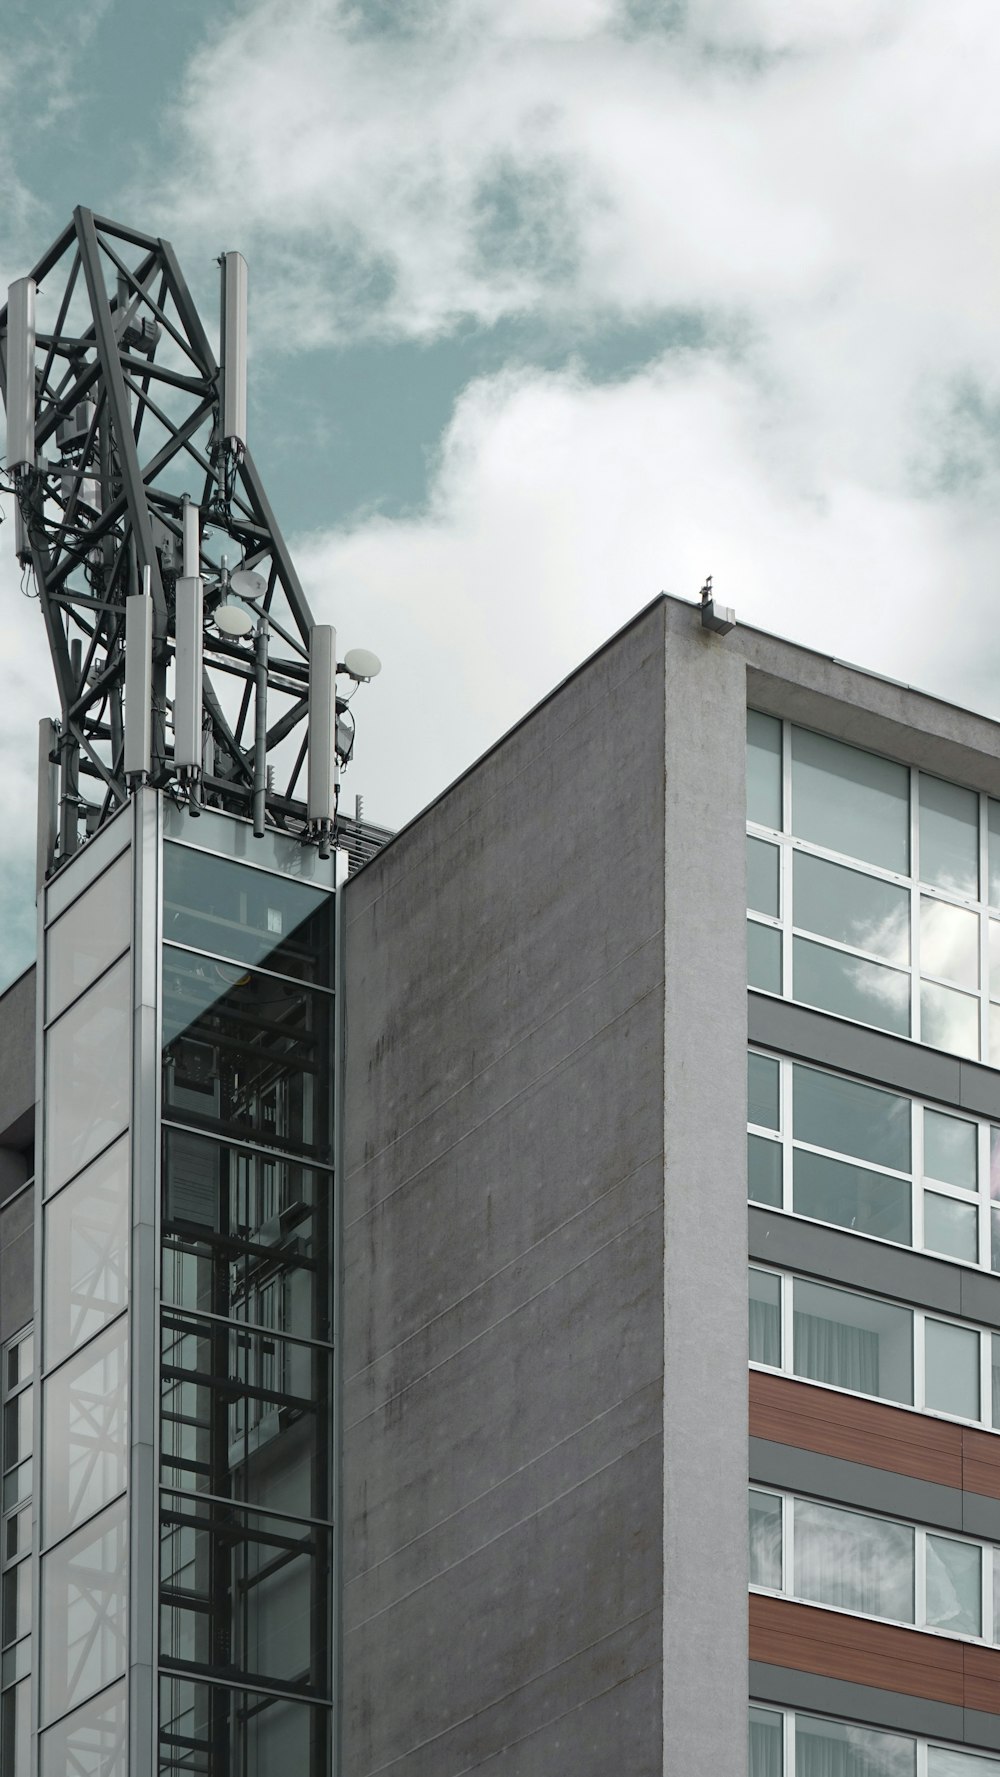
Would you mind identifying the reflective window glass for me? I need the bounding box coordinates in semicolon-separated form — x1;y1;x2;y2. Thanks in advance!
747;712;781;830
44;1136;129;1371
2;1390;32;1469
793;937;909;1037
992;1334;1000;1431
39;1677;127;1777
0;1675;29;1777
748;1053;780;1131
160;1132;332;1345
46;958;130;1197
748;1135;782;1208
43;1315;128;1546
926;1534;981;1637
2;1560;31;1648
159;1492;330;1693
792;1278;912;1404
749;1269;781;1368
163;844;333;987
748;922;781;994
925;1319;980;1421
793;853;909;964
748;837;779;917
748;1706;782;1777
923;1193;978;1264
919;776;979;898
990;801;1000;910
793;1150;910;1245
925;1108;977;1191
749;1489;782;1589
920;982;979;1060
791;727;909;874
796;1715;916;1777
41;1496;127;1723
158;1676;328;1774
920;897;979;989
793;1498;914;1621
794;1066;909;1173
929;1748;1000;1776
161;950;333;1162
46;851;131;1023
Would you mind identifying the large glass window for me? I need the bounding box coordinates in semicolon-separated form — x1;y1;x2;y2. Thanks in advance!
748;715;1000;1060
44;1136;129;1371
163;844;333;988
40;1496;127;1724
42;1315;127;1546
749;1051;1000;1275
748;1707;1000;1777
39;1677;126;1777
46;851;131;1024
752;1267;995;1426
46;957;130;1197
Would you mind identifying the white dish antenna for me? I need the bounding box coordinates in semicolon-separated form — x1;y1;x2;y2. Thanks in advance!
343;647;382;682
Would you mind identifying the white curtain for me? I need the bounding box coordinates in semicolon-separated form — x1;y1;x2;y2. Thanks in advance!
750;1300;781;1367
794;1501;914;1622
749;1715;782;1777
794;1310;879;1395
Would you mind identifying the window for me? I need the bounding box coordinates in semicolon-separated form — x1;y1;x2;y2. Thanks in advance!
750;1704;1000;1776
747;714;1000;1061
751;1266;997;1428
751;1489;988;1641
749;1051;1000;1274
0;1332;32;1777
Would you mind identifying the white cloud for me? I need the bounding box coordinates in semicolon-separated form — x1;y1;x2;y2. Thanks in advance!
297;353;1000;832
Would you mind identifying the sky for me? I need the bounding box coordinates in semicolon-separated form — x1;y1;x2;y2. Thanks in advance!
2;0;1000;985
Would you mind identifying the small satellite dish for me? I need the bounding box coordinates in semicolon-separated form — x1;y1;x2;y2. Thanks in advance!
230;569;267;601
343;647;382;682
215;603;255;638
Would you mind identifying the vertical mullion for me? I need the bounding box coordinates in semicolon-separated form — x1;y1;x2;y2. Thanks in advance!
782;1058;792;1215
913;1097;923;1257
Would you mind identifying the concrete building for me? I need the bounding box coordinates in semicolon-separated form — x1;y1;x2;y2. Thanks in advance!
4;591;1000;1775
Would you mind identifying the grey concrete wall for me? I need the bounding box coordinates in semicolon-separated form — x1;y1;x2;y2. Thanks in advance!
0;965;35;1160
341;603;669;1775
661;601;749;1775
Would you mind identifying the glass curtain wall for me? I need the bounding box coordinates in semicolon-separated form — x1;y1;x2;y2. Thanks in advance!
37;831;132;1777
157;832;336;1776
1;1327;34;1775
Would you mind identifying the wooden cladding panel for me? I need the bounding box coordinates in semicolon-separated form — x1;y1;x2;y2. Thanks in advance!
963;1429;1000;1502
750;1371;965;1488
748;1596;1000;1710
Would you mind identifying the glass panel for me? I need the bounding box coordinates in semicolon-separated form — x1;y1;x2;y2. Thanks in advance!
748;921;781;994
793;1150;910;1244
161;1132;332;1345
748;1053;780;1131
791;727;909;874
747;711;781;830
159;1492;331;1693
748;837;780;917
2;1460;31;1512
793;1066;909;1172
793;937;909;1037
159;1676;329;1777
794;853;909;964
2;1388;32;1468
44;1136;129;1371
161;950;333;1162
163;844;334;987
43;1315;128;1546
749;1489;781;1589
919;775;979;898
793;1497;914;1621
4;1333;33;1395
926;1534;981;1636
39;1677;127;1777
992;1204;1000;1276
40;1496;127;1723
920;897;979;989
991;1007;1000;1071
0;1676;30;1777
5;1504;30;1562
793;1278;912;1404
920;981;979;1060
749;1706;782;1777
929;1750;1000;1776
993;1333;1000;1430
749;1269;781;1367
748;1135;782;1208
160;1311;331;1522
925;1319;980;1421
990;922;1000;1000
924;1192;978;1263
925;1108;977;1191
2;1559;31;1647
46;851;131;1023
46;958;130;1196
797;1714;916;1777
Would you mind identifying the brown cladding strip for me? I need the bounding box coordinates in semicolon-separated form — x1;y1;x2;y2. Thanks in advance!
750;1596;967;1707
750;1372;964;1489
